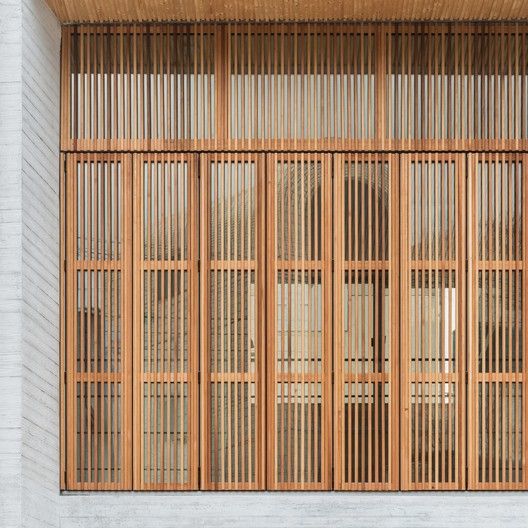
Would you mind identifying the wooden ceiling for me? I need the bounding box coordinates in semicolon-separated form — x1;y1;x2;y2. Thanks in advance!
46;1;528;24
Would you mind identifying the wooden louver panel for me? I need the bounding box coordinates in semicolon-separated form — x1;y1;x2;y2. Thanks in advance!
62;25;216;151
468;154;528;489
400;154;466;490
267;153;332;489
200;154;266;489
333;154;399;489
227;24;377;147
133;153;199;489
386;25;528;147
65;153;132;490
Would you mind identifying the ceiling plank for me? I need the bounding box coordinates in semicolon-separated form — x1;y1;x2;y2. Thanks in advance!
45;0;528;24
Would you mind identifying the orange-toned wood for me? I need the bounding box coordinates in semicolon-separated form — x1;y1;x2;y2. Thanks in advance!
64;153;133;490
200;153;266;489
400;153;466;490
132;153;199;489
45;0;528;25
333;153;399;490
61;23;528;153
467;153;528;490
266;153;332;490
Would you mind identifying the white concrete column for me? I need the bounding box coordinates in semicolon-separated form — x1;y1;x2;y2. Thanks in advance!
0;1;60;526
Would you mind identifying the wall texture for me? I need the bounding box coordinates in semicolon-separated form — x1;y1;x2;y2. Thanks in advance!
0;0;61;526
0;1;23;525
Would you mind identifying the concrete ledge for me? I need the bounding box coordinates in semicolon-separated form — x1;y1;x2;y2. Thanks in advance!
59;491;528;528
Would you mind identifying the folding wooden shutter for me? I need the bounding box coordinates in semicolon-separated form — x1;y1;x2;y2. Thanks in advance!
333;154;399;490
400;153;466;490
62;24;217;151
385;25;528;149
132;153;199;489
225;23;377;149
267;153;332;489
468;153;528;490
65;153;132;490
200;153;266;489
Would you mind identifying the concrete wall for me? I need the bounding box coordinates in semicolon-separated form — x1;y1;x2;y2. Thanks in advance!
0;0;60;526
1;3;528;527
0;1;23;525
59;491;528;528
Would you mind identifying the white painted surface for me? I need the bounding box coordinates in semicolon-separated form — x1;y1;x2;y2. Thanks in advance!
1;4;528;527
0;0;60;526
59;492;528;527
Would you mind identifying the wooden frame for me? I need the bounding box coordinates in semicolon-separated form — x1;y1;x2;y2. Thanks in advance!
132;153;199;490
266;152;332;490
61;22;528;153
333;153;400;490
400;153;466;490
467;153;528;490
64;152;133;490
199;153;266;490
60;21;528;492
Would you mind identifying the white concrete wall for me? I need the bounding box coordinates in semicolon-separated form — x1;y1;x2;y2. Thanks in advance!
0;0;60;526
20;0;61;526
59;491;528;528
1;4;528;527
0;1;23;525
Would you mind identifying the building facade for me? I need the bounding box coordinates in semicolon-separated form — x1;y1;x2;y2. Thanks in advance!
2;0;528;526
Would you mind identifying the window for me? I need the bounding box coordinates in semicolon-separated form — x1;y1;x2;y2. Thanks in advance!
61;23;528;491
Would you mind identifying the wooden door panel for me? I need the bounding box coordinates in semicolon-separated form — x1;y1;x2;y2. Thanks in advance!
468;153;528;490
267;153;332;489
133;153;199;489
200;153;266;489
333;154;400;490
400;153;466;490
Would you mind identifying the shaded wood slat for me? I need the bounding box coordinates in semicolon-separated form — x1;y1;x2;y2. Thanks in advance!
333;153;399;490
200;153;266;489
468;153;528;490
400;153;466;490
65;153;132;490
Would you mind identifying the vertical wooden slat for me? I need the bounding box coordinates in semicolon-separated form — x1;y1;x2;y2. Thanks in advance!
468;153;528;490
133;153;198;489
201;153;265;489
333;153;399;490
400;153;465;490
65;153;132;490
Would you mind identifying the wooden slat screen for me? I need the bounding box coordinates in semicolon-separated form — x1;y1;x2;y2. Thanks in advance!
65;153;132;490
468;153;528;489
385;25;528;148
266;153;332;489
333;154;399;490
200;154;266;489
400;154;466;490
63;25;217;151
132;153;199;489
62;23;528;152
226;24;376;148
61;22;528;492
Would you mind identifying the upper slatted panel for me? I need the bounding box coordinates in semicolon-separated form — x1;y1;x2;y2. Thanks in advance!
386;25;528;147
62;23;528;152
227;24;376;147
62;25;216;150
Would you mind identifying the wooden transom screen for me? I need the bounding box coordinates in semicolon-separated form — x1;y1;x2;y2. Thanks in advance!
61;23;528;491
